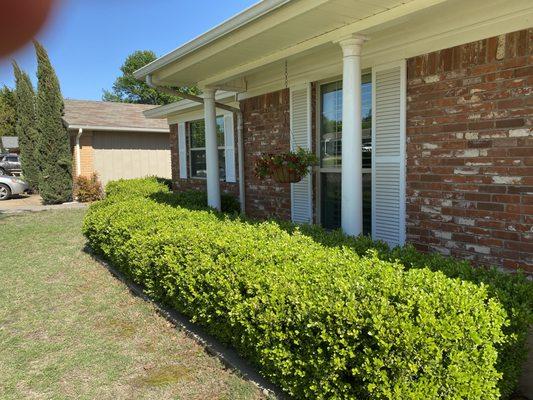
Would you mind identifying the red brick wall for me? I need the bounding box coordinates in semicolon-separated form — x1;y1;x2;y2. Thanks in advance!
169;88;291;220
406;29;533;272
240;89;291;220
168;124;238;197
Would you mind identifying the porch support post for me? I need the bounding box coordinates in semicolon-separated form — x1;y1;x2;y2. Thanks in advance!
338;35;365;236
203;87;221;210
75;128;83;177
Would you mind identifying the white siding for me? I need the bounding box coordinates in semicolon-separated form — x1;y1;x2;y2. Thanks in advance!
290;83;313;224
371;61;406;246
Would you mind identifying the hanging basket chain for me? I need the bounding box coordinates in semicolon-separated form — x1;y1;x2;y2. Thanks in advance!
284;59;297;149
253;59;318;184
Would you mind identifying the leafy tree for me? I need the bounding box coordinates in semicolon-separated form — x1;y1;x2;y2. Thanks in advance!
0;85;17;152
102;50;196;105
13;62;40;190
34;41;72;204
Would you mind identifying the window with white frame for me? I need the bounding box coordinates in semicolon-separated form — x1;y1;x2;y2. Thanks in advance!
188;116;226;180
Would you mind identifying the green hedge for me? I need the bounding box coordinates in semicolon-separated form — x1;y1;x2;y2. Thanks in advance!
83;180;514;399
104;177;240;214
95;177;531;398
283;224;533;399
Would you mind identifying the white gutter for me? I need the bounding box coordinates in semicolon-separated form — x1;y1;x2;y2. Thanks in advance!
67;125;169;133
75;128;82;177
133;0;292;80
145;75;246;215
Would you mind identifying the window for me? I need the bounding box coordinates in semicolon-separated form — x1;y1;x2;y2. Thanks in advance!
319;75;372;234
189;116;226;179
6;156;18;162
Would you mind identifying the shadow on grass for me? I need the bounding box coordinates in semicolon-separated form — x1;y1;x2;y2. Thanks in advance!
83;244;284;400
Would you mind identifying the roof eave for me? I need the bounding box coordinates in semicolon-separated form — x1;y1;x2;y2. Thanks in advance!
133;0;292;80
143;91;236;119
65;124;169;133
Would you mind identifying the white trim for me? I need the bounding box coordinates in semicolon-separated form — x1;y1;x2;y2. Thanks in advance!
75;128;82;177
371;60;406;246
133;0;292;79
144;91;237;119
201;0;443;88
178;122;188;179
210;2;532;100
224;113;236;183
67;125;169;133
167;107;236;126
289;83;313;224
187;116;228;181
399;60;407;246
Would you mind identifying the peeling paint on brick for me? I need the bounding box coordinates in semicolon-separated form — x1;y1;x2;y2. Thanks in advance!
509;128;531;137
492;176;522;184
406;29;532;273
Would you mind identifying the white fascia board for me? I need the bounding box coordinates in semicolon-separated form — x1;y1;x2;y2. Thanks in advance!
67;125;169;133
235;0;533;99
200;0;448;87
143;91;237;119
133;0;291;80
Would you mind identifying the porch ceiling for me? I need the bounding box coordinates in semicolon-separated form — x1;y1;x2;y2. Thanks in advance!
135;0;533;94
134;0;428;86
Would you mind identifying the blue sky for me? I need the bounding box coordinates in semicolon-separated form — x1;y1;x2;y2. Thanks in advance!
0;0;256;100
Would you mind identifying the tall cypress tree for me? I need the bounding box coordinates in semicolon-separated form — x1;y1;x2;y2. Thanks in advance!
0;85;17;152
34;41;72;203
13;62;40;191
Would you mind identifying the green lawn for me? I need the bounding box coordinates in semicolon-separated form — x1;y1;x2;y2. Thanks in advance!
0;209;265;400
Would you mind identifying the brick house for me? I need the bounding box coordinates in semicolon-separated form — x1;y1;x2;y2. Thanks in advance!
134;0;532;274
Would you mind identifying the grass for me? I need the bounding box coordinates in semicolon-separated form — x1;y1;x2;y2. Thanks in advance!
0;209;266;400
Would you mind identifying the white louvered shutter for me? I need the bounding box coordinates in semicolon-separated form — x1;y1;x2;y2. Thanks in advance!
371;61;406;246
224;113;236;182
178;122;187;179
290;83;312;224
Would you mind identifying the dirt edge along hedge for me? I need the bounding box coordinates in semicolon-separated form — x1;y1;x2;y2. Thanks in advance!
82;178;513;399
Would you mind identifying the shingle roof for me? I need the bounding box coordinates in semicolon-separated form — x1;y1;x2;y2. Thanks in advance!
63;99;169;131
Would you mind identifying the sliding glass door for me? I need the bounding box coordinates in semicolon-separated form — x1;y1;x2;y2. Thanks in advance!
318;75;372;234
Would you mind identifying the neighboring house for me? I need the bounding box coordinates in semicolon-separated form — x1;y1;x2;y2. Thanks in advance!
63;100;171;185
1;136;19;153
134;0;532;273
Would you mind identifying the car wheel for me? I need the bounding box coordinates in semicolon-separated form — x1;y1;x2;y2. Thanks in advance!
0;183;11;200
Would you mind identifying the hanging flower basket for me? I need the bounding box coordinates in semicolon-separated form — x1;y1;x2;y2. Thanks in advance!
254;148;318;184
270;164;302;183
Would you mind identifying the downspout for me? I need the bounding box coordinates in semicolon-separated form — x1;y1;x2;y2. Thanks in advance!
75;128;83;177
146;75;246;214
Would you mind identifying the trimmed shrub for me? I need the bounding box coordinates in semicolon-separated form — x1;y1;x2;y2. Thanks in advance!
105;176;169;200
73;173;103;202
151;190;241;214
286;224;533;399
84;193;509;399
104;177;240;213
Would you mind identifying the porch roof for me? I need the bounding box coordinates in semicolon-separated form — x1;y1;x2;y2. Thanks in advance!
134;0;532;96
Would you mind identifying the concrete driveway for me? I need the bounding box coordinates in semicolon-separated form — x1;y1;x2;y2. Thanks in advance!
0;194;86;213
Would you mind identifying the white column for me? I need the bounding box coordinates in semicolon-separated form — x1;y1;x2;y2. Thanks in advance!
338;35;365;236
203;88;221;210
75;128;83;177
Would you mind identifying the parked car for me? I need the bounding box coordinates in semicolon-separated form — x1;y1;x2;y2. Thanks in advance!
0;153;22;176
0;175;29;200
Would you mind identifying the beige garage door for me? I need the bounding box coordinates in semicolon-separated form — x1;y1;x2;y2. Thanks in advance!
93;131;171;185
